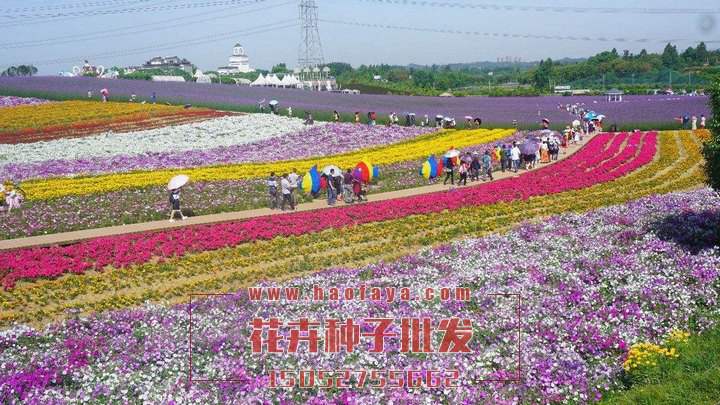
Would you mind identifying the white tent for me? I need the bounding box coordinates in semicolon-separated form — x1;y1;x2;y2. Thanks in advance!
266;74;283;87
250;73;267;87
280;74;294;87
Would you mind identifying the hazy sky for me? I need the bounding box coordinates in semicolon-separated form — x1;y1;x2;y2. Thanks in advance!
1;0;718;74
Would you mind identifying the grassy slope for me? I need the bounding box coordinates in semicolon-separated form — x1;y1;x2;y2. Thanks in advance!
601;326;720;405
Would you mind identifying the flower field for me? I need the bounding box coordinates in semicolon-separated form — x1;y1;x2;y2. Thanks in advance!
1;122;435;180
18;127;513;200
1;187;717;403
0;101;229;144
0;94;715;404
0;76;711;125
0;130;704;324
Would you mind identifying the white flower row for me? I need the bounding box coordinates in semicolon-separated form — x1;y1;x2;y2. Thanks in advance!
0;114;318;165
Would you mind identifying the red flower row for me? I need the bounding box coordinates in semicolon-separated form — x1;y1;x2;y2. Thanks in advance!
0;132;656;289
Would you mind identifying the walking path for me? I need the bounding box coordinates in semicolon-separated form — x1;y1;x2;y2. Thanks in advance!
0;134;595;251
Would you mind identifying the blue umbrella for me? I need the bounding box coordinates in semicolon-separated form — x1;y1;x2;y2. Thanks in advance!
520;142;540;155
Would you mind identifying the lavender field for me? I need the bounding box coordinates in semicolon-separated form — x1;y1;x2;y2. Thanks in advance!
0;76;710;125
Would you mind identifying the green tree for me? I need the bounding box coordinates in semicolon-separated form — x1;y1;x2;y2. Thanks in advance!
271;63;287;73
703;79;720;191
533;58;553;90
662;43;680;68
682;46;697;63
326;62;353;77
696;42;709;64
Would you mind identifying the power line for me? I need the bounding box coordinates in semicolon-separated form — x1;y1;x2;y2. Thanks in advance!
14;19;297;67
0;1;293;50
1;0;157;14
2;0;177;27
1;0;267;26
350;0;720;15
320;19;720;44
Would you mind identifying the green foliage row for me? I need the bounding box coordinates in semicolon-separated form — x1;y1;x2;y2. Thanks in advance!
703;79;720;191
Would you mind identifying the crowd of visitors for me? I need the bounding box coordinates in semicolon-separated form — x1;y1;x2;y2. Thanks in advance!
266;169;302;210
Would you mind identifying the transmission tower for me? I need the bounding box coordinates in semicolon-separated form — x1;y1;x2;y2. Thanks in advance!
298;0;325;72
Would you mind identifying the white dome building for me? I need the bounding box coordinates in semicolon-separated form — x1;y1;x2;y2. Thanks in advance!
217;43;255;75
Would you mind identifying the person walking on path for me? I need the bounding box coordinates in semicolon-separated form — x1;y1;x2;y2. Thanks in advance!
343;169;354;203
470;153;481;181
288;168;299;206
326;170;338;205
352;175;365;202
443;157;455;185
691;115;698;130
700;114;706;129
511;143;521;173
482;150;493;181
267;172;279;209
168;188;186;222
280;174;294;211
540;141;550;163
458;160;468;186
354;112;360;124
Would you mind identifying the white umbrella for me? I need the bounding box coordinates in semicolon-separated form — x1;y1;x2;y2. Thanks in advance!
168;174;189;190
597;114;606;121
322;165;342;177
444;149;461;158
269;100;279;106
572;119;581;128
435;115;444;119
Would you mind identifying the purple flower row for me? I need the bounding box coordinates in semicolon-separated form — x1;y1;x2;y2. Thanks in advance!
1;123;435;180
0;76;711;125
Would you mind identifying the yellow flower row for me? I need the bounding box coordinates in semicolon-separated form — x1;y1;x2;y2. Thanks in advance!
22;128;515;200
0;131;704;327
0;100;183;132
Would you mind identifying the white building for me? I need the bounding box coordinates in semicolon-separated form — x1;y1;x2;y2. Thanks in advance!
217;43;255;75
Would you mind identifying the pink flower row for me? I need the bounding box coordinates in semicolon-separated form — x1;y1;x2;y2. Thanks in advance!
0;132;656;289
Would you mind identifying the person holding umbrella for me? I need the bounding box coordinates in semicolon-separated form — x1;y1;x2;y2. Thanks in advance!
167;174;189;222
443;149;458;185
269;100;279;114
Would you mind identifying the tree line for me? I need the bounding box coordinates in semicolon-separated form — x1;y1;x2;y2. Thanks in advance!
1;65;38;77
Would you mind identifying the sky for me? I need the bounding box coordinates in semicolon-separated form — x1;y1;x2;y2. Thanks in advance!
0;0;718;74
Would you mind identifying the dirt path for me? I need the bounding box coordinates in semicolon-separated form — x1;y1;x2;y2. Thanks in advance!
0;134;596;251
